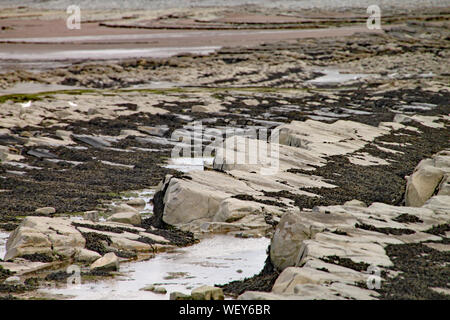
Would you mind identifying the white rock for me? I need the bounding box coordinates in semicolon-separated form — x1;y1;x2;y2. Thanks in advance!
162;172;251;225
107;211;142;226
110;203;139;214
272;266;365;295
126;198;146;209
75;248;101;263
34;207;56;215
191;104;224;113
270;211;357;271
422;195;450;215
213;198;262;223
405;160;444;207
277;120;389;157
4;276;23;285
90;252;119;271
343;199;367;208
109;237;151;252
5;227;53;261
5;217;85;261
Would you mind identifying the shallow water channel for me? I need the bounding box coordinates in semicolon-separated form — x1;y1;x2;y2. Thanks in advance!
39;235;269;300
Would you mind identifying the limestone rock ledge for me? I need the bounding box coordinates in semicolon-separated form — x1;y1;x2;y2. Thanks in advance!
156;119;437;236
3;217;172;264
241;162;449;300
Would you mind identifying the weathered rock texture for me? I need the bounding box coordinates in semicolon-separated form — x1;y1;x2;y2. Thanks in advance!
405;150;450;207
241;151;450;300
3;217;172;264
157;119;441;236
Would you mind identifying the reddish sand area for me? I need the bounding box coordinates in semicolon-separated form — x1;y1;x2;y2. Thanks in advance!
0;18;387;60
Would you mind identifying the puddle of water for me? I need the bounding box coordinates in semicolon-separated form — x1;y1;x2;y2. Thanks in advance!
164;157;214;173
0;83;87;95
39;235;269;300
308;69;368;85
0;231;9;260
128;81;185;90
312;108;350;118
4;161;42;170
121;189;155;214
396;102;437;112
0;46;221;61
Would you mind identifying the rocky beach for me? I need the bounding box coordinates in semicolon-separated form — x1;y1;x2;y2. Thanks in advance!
0;1;449;301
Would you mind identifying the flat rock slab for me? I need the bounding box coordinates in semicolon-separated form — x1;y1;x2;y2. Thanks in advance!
0;261;53;275
72;134;112;148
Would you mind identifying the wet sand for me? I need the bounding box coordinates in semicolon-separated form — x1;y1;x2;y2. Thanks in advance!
0;22;385;62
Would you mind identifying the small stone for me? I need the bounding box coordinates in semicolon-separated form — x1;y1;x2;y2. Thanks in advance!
191;285;224;300
107;211;142;226
75;248;101;263
141;285;155;291
170;291;192;300
138;125;170;137
126;198;146;210
4;276;22;285
140;284;167;294
83;211;99;222
343;200;367;208
111;203;139;214
236;269;243;273
153;287;167;294
90;252;119;272
34;207;56;215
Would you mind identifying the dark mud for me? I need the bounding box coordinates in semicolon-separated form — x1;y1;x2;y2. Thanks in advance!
355;223;416;236
0;114;184;217
0;283;29;294
141;217;198;247
320;255;370;272
392;214;423;224
232;194;287;208
375;241;450;300
79;231;138;259
19;253;55;263
44;269;113;283
81;232;112;256
218;246;279;297
0;215;19;231
425;223;450;236
72;222;139;235
0;265;13;281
